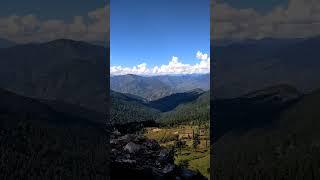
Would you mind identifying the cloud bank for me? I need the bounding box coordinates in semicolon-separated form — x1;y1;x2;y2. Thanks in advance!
212;0;320;40
0;5;109;43
111;51;210;76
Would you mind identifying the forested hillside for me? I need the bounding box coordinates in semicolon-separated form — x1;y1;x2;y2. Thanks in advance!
0;88;109;179
148;89;205;112
158;91;210;126
213;86;320;179
110;90;160;124
212;84;301;140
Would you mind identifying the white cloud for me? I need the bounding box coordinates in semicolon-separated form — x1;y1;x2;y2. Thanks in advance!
111;51;210;76
0;5;109;43
212;0;320;40
196;51;209;61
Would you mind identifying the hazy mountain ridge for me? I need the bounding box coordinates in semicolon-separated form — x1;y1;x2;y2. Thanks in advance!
111;74;174;101
0;39;108;113
153;74;209;92
213;36;320;98
111;73;209;101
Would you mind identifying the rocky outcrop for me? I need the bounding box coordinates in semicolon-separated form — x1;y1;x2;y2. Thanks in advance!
110;132;207;179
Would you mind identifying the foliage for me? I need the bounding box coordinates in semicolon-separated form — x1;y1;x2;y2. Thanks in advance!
0;88;109;179
213;89;320;180
158;91;210;126
110;90;160;124
192;133;201;150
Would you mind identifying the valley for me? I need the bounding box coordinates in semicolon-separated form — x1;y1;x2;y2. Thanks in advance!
110;74;210;179
0;39;210;179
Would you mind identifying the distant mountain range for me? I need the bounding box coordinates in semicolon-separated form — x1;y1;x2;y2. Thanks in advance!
213;36;320;98
111;73;209;101
109;71;209;126
111;74;174;101
0;38;209;126
0;39;108;113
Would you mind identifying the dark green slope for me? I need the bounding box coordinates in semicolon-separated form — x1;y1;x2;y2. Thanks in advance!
148;88;205;112
110;90;160;125
212;84;301;140
213;88;320;180
110;89;209;126
158;91;210;126
277;89;320;138
0;88;109;179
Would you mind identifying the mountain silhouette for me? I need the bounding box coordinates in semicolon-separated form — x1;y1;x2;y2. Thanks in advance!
213;36;320;98
0;39;108;112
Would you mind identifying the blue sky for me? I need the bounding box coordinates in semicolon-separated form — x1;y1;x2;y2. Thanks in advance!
110;0;210;75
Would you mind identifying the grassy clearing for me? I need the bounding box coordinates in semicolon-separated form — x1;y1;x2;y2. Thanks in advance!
144;125;210;179
175;148;210;178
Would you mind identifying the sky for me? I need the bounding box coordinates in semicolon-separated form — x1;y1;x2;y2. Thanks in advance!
0;0;104;21
0;1;107;43
212;0;320;40
1;0;319;75
110;0;210;75
217;0;288;13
